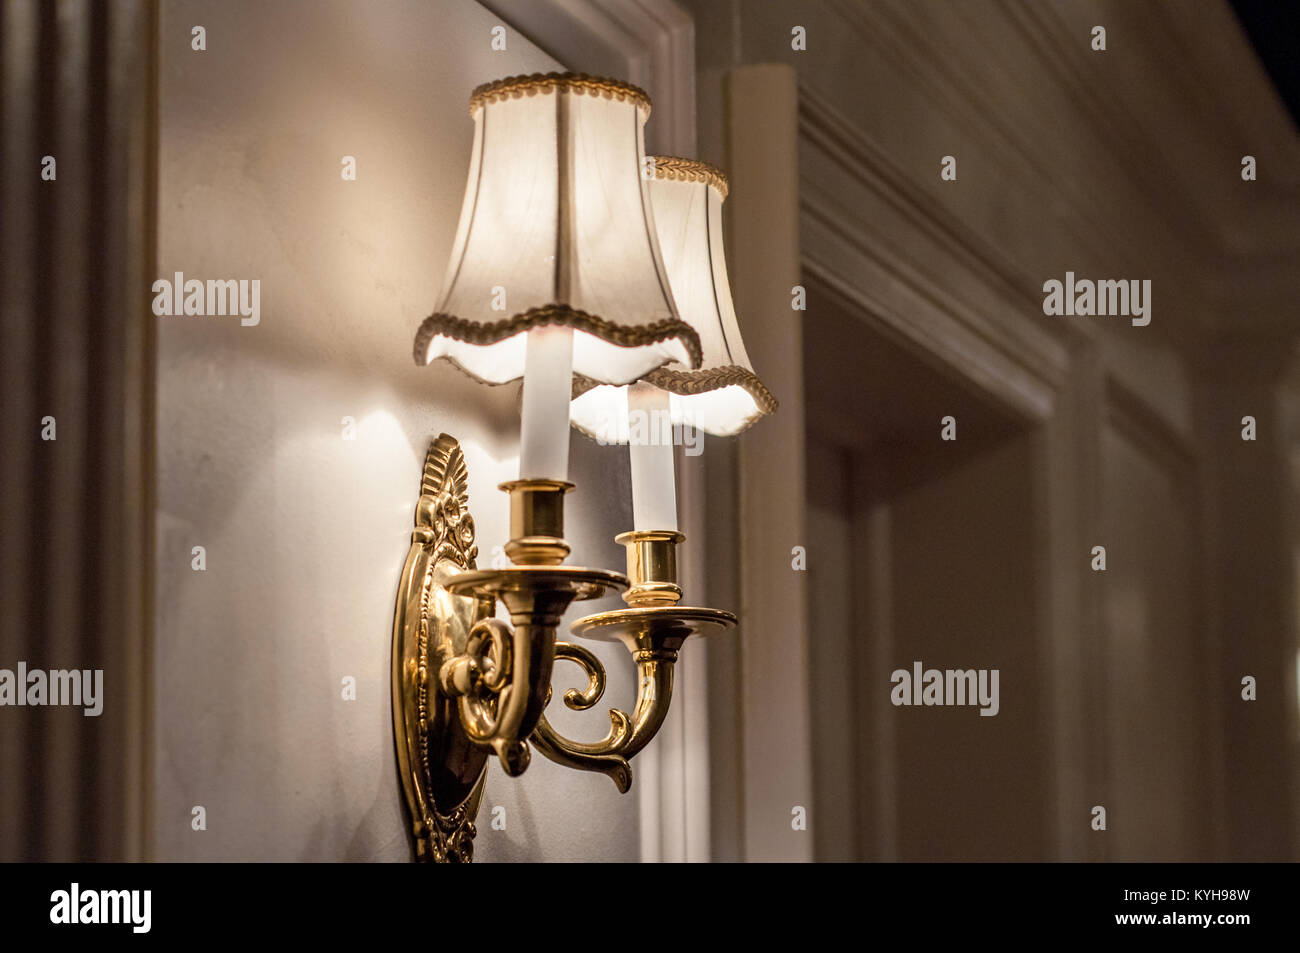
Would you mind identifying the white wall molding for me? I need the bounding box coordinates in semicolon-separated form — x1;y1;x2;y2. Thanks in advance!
814;0;1299;340
821;0;1172;287
728;63;813;863
800;90;1072;423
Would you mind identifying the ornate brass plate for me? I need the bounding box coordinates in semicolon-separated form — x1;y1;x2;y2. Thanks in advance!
391;433;493;863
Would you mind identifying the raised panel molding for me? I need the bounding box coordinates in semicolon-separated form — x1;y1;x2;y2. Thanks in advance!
800;88;1071;423
842;0;1168;273
794;4;1233;862
815;0;1298;339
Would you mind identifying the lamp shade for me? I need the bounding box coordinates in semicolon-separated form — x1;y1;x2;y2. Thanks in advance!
570;156;776;440
413;74;702;385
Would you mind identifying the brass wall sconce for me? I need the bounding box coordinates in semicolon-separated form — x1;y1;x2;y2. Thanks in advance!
391;73;774;863
392;439;734;861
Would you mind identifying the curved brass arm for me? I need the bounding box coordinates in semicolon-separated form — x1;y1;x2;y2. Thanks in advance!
531;642;636;791
565;602;736;765
529;640;679;794
532;719;633;793
618;651;676;760
439;568;626;778
440;616;537;776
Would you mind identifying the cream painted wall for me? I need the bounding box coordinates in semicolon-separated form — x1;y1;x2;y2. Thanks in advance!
155;0;642;862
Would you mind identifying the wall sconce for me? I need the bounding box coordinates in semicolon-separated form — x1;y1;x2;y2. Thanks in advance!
392;73;775;863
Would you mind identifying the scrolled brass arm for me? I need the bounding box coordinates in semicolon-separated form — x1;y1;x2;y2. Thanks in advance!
532;719;633;793
530;641;636;792
529;639;680;793
553;530;737;796
434;482;629;782
438;615;537;777
551;641;617;713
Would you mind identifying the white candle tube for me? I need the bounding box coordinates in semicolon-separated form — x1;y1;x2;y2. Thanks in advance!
628;385;678;531
519;326;574;480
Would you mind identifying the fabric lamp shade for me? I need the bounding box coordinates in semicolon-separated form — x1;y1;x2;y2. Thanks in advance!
413;74;702;385
569;156;776;440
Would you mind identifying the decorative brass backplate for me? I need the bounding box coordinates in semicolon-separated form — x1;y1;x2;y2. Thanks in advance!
392;434;493;863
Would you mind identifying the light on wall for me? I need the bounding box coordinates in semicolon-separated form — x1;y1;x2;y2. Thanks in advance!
392;73;775;863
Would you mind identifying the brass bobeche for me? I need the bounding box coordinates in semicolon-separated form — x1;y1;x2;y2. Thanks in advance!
392;435;734;863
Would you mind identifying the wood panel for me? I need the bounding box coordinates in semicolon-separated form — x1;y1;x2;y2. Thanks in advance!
0;0;156;862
